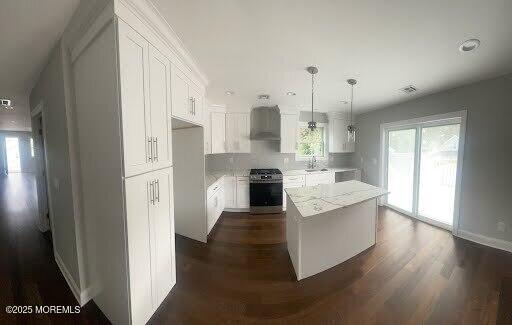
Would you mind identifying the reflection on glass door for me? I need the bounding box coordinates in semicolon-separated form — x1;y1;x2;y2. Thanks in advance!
418;124;460;225
386;129;416;213
6;137;21;172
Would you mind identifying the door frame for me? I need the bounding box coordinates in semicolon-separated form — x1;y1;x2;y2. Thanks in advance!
379;110;467;235
31;101;54;234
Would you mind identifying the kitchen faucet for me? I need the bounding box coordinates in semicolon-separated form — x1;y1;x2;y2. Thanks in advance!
307;156;317;170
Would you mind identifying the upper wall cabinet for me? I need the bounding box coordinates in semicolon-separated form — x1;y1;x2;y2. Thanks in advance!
328;112;355;153
225;113;250;153
171;65;204;125
118;20;172;177
280;112;299;153
210;111;226;154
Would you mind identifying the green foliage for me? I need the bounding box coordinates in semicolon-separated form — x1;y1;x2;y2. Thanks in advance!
297;127;324;157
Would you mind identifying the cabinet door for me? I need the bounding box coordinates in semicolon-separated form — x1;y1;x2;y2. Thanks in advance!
280;114;298;153
207;193;216;234
224;176;236;208
149;168;175;307
118;21;152;177
237;114;251;153
124;174;153;325
171;65;191;121
236;177;250;208
189;87;203;124
328;118;345;153
148;46;172;169
211;112;226;153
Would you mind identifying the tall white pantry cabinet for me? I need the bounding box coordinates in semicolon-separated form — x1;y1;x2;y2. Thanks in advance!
70;1;207;323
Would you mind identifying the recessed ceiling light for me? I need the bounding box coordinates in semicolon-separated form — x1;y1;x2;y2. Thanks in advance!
459;39;480;52
340;100;348;104
286;91;296;96
225;90;234;95
258;94;270;100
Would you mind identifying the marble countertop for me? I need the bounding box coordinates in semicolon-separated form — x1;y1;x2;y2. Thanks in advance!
285;180;388;219
282;167;358;176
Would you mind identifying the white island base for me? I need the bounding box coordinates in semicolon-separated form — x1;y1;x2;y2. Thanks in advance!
285;181;387;280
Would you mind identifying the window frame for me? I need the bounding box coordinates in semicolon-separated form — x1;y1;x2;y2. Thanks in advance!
295;122;328;161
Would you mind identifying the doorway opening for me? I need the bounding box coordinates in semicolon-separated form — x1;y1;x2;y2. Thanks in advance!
5;137;21;173
380;111;466;233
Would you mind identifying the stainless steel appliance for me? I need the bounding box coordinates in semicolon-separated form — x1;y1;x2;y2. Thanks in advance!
249;169;283;214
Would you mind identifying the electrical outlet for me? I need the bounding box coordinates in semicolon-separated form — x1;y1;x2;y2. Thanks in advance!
497;221;506;232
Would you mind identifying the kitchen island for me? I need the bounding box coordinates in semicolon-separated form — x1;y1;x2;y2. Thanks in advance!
285;180;388;280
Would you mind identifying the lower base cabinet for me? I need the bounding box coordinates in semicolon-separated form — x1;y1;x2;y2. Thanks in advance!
125;167;175;325
207;181;225;234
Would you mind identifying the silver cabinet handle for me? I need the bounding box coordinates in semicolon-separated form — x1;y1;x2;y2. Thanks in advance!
156;179;160;203
189;97;194;114
147;137;153;162
192;98;196;115
154;137;158;161
149;181;155;205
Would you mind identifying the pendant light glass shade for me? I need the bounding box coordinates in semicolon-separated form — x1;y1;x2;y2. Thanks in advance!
347;79;357;143
307;66;318;131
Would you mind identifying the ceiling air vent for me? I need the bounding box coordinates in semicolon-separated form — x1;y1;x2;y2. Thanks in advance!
400;85;418;94
1;99;14;110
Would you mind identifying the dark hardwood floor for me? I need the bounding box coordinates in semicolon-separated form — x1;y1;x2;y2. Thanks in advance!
1;173;511;324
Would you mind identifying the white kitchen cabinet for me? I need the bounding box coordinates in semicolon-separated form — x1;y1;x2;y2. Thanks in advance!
124;168;175;325
236;176;250;209
207;180;225;234
280;113;299;153
211;112;226;153
226;113;250;153
224;176;236;208
171;65;204;125
328;113;355;153
118;22;172;177
305;172;335;187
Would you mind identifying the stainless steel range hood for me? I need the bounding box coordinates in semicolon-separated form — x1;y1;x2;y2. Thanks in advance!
250;106;280;141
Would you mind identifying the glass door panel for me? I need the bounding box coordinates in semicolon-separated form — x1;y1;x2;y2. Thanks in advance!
418;124;460;225
6;137;21;172
386;128;416;213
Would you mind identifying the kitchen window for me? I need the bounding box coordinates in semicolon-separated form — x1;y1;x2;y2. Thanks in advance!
295;122;328;160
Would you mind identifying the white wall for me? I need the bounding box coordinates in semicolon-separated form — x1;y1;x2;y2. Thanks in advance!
0;131;36;174
29;43;82;293
0;91;31;131
354;73;512;243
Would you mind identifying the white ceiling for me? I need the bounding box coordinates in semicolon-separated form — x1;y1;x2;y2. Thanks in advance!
153;0;512;114
0;0;79;130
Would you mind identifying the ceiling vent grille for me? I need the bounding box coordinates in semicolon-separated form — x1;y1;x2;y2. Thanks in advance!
400;85;418;93
1;99;13;110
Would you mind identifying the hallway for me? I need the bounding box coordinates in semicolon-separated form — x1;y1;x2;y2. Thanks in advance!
0;173;107;324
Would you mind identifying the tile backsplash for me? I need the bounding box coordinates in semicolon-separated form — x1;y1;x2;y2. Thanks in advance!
206;140;354;172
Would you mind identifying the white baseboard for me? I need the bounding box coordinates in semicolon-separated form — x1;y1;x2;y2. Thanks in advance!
54;251;92;306
457;230;512;254
224;208;250;213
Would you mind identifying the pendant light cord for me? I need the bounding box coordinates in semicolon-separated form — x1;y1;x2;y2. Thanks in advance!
311;73;315;122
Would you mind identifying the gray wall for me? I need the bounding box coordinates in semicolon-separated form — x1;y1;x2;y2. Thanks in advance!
29;43;80;289
355;73;512;242
207;111;354;171
0;131;36;174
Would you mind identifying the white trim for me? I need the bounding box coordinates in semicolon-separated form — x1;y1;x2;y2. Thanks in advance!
295;122;328;161
457;230;512;254
54;251;81;305
383;203;452;231
379;110;467;235
224;208;250;213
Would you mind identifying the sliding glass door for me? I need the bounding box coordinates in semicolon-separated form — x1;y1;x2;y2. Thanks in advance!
382;112;465;231
386;128;416;213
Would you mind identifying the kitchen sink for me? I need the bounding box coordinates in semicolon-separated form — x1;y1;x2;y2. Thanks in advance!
305;168;329;172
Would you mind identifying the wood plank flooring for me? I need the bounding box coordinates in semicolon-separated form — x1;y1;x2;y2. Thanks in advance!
1;173;511;324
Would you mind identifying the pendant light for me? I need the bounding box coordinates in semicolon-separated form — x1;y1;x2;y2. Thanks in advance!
306;66;319;131
347;78;357;142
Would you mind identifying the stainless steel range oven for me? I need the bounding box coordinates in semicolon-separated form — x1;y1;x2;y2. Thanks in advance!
249;169;283;214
